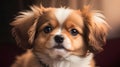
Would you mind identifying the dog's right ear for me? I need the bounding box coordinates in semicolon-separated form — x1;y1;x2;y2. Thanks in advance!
10;5;45;49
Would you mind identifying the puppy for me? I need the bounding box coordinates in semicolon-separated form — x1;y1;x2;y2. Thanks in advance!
10;5;109;67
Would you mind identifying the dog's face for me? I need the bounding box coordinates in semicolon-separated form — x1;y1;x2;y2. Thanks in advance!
11;6;109;59
34;8;86;58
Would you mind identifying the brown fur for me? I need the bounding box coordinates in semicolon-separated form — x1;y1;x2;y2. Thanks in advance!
81;6;109;53
11;5;109;67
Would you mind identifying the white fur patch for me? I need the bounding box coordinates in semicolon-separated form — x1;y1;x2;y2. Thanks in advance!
54;8;72;25
54;8;73;50
55;29;62;35
50;53;93;67
93;13;106;23
63;34;72;49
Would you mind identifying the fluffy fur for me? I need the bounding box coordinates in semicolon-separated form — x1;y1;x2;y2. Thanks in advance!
10;5;109;67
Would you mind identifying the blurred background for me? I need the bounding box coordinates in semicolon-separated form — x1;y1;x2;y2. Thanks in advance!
0;0;120;67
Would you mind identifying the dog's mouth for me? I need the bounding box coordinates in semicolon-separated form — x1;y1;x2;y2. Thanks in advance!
47;44;71;58
51;44;69;57
53;44;66;49
52;44;71;52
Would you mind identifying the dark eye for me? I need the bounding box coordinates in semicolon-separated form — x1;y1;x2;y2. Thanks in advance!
70;29;79;36
43;26;53;33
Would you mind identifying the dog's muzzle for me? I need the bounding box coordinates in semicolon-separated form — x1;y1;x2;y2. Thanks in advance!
53;35;65;49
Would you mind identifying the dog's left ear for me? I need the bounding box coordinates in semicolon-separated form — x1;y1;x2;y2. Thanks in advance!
10;5;45;49
82;6;110;53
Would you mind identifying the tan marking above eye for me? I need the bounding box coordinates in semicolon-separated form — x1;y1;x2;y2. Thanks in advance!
63;22;83;36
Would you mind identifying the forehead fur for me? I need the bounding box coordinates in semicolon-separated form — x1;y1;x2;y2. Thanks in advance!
36;7;84;34
54;8;73;25
38;8;82;26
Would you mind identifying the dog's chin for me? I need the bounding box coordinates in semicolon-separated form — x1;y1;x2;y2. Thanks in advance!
48;44;70;59
53;49;68;57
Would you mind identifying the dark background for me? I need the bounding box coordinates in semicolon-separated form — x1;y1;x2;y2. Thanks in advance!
0;0;120;67
0;0;35;43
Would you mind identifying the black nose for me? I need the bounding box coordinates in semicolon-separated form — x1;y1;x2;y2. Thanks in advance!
54;35;64;43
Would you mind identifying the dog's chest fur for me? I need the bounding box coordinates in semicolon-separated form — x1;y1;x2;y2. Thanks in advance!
12;50;94;67
50;54;93;67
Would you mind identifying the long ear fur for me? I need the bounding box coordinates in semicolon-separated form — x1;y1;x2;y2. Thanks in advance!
82;6;110;53
10;5;44;49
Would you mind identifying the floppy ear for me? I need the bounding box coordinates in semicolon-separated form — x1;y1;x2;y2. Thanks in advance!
82;6;109;53
10;5;44;49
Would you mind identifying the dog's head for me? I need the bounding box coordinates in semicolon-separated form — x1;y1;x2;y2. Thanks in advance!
11;5;109;59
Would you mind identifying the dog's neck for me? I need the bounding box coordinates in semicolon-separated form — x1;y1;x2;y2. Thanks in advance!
38;53;94;67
